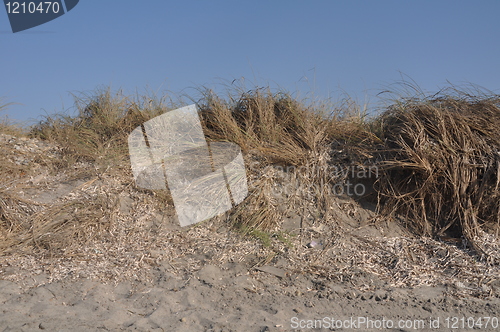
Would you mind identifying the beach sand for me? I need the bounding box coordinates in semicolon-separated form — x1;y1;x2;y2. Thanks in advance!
1;262;499;331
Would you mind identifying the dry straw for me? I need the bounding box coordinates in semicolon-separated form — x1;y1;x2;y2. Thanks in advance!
0;83;499;289
375;86;500;263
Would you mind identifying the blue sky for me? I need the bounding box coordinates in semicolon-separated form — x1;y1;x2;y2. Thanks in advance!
1;1;500;124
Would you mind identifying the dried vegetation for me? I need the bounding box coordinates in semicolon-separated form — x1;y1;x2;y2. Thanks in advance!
0;84;499;295
375;88;500;263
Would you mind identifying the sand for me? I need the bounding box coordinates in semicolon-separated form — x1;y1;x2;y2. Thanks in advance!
1;262;500;331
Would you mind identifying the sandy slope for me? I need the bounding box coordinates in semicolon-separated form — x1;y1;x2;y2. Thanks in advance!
1;133;500;331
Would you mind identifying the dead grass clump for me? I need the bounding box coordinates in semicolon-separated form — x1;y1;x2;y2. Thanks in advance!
375;90;500;262
0;195;113;254
197;88;340;230
0;88;174;256
30;87;168;170
198;88;330;166
0;191;40;246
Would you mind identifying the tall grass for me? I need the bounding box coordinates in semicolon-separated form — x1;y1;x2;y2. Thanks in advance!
198;88;331;165
198;88;315;230
30;87;171;170
1;84;499;261
374;88;500;261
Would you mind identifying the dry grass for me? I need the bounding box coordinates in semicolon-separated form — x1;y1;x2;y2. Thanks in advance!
374;87;500;262
0;84;499;291
197;87;344;231
0;88;172;255
30;87;172;171
0;99;25;137
1;85;366;251
198;87;332;165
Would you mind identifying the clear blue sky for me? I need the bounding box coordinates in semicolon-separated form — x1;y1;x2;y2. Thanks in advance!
1;1;500;124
